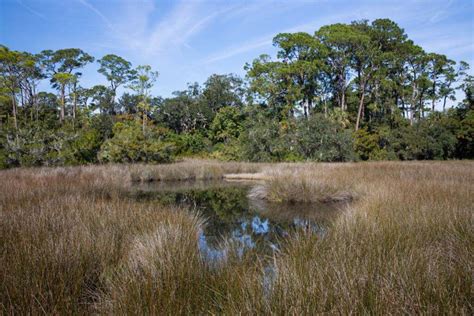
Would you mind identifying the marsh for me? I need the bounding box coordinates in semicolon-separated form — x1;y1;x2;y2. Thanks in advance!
1;161;472;314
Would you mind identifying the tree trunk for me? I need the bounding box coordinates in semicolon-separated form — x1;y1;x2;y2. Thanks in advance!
443;96;447;112
324;98;328;118
419;89;426;119
60;85;65;124
72;83;77;120
341;89;346;111
111;87;116;108
431;82;436;112
410;82;418;125
339;71;346;111
355;82;366;131
11;93;18;132
33;85;39;122
303;99;308;119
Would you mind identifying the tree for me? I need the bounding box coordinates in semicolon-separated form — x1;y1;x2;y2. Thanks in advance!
316;23;357;112
97;54;135;106
117;92;141;114
88;85;114;114
127;65;159;134
155;88;209;133
427;53;455;112
1;18;473;169
245;54;291;120
98;120;175;163
201;74;244;114
350;20;381;131
0;46;43;132
210;106;245;143
273;32;323;117
0;47;22;133
53;72;75;123
295;114;354;161
39;48;94;123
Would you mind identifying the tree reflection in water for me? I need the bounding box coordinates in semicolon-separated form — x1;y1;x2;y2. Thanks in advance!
132;180;347;263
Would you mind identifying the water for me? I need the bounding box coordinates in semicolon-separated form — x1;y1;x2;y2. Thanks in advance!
131;180;346;263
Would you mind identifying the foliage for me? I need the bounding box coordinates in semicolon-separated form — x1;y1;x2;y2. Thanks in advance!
294;114;355;161
98;120;175;163
354;127;392;161
0;18;473;168
172;132;211;156
210;106;245;143
239;113;293;162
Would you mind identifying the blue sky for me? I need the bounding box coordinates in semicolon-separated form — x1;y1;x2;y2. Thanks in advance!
1;0;473;98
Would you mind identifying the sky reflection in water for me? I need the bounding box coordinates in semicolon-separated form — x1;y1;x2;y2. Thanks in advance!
133;180;344;263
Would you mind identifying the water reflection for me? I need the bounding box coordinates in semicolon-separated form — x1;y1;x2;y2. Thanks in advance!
132;180;346;262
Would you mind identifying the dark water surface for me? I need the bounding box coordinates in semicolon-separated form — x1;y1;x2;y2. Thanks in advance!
131;180;346;262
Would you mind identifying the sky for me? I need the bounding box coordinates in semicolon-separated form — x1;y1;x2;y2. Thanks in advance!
1;0;473;98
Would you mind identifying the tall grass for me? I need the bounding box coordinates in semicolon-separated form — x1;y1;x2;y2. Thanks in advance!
252;163;357;203
0;167;192;314
1;161;472;314
223;161;474;314
127;159;265;182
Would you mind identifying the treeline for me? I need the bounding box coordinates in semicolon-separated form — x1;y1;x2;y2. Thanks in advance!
0;19;473;167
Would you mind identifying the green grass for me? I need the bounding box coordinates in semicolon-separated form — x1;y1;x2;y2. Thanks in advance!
1;161;472;314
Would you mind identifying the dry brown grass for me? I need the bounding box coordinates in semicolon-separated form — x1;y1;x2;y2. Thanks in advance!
0;166;190;314
223;161;474;314
1;160;473;314
127;159;265;182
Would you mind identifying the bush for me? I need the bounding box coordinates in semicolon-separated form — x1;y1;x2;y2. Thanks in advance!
388;122;457;160
354;127;391;161
295;114;355;162
239;114;355;162
239;115;292;162
172;132;211;156
210;106;245;144
98;121;175;163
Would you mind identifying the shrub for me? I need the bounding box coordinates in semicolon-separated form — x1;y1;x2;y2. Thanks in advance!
295;114;355;162
210;106;245;144
173;132;211;156
98;120;175;163
354;127;391;161
239;115;292;162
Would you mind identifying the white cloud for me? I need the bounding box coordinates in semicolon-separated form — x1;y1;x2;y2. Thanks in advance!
16;0;46;20
81;0;239;58
202;12;352;64
77;0;114;30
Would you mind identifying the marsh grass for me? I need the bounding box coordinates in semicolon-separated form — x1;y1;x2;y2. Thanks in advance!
252;163;358;203
0;167;186;314
128;159;265;182
225;161;474;314
1;160;473;314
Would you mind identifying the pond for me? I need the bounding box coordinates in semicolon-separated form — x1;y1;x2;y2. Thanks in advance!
130;180;347;263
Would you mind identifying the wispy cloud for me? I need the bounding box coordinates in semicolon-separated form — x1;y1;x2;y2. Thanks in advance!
145;1;210;55
16;0;46;20
80;0;235;57
429;0;455;23
203;12;351;64
76;0;115;31
204;37;273;64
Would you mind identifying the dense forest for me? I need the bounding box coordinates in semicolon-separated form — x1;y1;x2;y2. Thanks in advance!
1;18;473;168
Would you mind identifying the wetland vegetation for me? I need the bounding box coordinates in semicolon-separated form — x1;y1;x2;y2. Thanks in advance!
1;161;472;314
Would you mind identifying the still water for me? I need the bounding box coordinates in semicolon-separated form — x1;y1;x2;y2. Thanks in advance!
131;180;346;262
